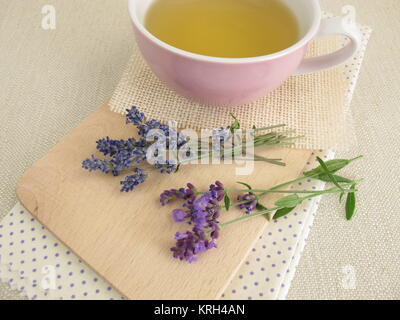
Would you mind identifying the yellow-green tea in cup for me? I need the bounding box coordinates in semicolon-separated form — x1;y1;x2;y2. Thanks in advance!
145;0;300;58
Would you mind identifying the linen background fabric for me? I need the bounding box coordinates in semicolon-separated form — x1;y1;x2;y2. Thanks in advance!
0;0;399;299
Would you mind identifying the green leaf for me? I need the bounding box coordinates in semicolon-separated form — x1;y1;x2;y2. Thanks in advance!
236;182;269;213
229;113;240;133
224;193;231;211
316;157;344;192
316;174;352;183
274;207;296;219
253;155;286;166
236;181;252;190
304;156;363;177
339;192;345;203
256;202;268;211
304;159;351;176
345;184;356;220
236;181;257;197
174;164;181;173
275;194;301;208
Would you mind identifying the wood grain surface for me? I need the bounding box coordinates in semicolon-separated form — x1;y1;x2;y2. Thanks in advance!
16;103;311;299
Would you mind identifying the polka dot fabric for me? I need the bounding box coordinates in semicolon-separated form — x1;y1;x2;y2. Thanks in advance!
222;150;335;300
0;205;124;300
0;20;371;300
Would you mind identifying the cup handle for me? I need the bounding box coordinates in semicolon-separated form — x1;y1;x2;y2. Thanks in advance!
294;17;362;75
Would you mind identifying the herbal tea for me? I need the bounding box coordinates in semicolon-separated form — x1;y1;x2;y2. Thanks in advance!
145;0;300;58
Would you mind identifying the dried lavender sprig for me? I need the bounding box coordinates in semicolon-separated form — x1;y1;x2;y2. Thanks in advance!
177;135;296;166
83;106;305;192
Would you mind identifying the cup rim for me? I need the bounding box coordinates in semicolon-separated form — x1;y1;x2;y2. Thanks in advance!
128;0;321;64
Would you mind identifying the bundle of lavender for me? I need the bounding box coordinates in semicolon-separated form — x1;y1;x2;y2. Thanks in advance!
82;106;302;192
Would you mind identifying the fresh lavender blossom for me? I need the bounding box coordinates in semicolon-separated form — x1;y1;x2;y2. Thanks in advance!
209;180;225;201
172;209;189;222
171;228;217;263
160;184;195;206
236;194;258;214
163;156;362;263
162;181;223;262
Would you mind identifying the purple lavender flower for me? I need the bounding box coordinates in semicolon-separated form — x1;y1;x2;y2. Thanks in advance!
82;156;113;174
209;181;225;201
191;210;209;228
133;138;147;148
137;120;164;138
193;193;212;211
237;194;258;214
130;148;147;164
110;150;134;174
171;227;217;263
165;181;224;262
96;137;127;156
172;209;189;222
160;183;197;206
165;127;188;150
120;168;146;192
96;136;148;165
84;106;190;192
126;107;145;125
212;127;231;151
179;183;222;224
160;188;186;206
154;160;177;174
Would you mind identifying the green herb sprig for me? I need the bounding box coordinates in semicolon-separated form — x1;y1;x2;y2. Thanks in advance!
217;155;363;226
164;156;363;263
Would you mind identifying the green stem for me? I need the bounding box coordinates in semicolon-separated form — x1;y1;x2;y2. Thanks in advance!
220;207;280;228
177;137;294;165
249;124;287;132
224;187;358;195
235;158;286;166
220;188;357;229
223;180;361;195
220;184;358;209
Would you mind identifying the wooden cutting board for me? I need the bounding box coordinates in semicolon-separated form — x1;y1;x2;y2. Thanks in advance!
16;103;312;299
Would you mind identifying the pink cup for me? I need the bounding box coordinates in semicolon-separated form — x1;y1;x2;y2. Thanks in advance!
128;0;362;106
